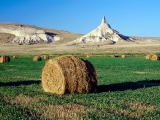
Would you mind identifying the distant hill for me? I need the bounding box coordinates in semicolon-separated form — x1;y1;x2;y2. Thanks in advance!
0;22;83;45
0;22;160;46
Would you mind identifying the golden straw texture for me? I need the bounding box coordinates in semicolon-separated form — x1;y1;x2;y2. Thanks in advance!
86;54;90;58
0;56;10;63
111;55;118;58
13;55;18;59
44;55;49;60
151;55;159;60
146;54;152;59
122;55;126;58
42;55;97;95
33;56;42;61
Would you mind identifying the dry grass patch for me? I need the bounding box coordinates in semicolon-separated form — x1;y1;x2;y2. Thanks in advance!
43;104;88;120
135;71;147;74
105;101;158;119
42;55;97;94
134;71;160;75
4;94;88;119
15;95;35;105
6;94;49;107
125;102;158;118
8;76;25;79
127;102;157;112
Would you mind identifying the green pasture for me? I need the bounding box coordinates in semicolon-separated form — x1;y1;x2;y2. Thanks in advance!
0;55;160;119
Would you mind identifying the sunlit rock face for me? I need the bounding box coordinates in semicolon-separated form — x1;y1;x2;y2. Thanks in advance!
0;23;62;44
69;16;134;44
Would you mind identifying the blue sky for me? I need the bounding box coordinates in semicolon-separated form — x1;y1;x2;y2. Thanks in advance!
0;0;160;37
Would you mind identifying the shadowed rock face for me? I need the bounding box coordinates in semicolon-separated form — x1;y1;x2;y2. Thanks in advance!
69;16;135;44
0;23;62;44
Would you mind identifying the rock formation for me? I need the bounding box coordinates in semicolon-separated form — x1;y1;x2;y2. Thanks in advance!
0;23;62;44
69;16;135;44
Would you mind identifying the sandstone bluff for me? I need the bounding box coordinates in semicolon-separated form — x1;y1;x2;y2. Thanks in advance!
69;16;135;44
0;23;62;44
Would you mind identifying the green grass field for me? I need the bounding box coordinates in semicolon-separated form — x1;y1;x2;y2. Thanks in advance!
0;55;160;119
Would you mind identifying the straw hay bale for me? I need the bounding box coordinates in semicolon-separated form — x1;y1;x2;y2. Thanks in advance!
111;55;115;58
86;54;91;58
33;56;42;61
13;55;18;59
42;55;97;94
0;56;10;63
111;55;118;58
122;55;126;58
145;54;152;59
44;55;49;60
151;55;159;60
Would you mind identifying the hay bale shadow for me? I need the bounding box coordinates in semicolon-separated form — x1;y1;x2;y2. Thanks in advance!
0;80;40;86
98;79;160;93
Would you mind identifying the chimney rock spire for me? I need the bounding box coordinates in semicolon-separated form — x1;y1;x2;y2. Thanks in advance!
102;16;106;24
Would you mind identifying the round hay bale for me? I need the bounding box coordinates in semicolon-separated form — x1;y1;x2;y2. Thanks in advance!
111;55;115;58
151;55;159;60
0;56;10;63
86;54;90;58
145;54;152;59
33;56;42;61
13;55;18;59
42;55;97;95
122;55;126;58
44;55;49;60
111;55;118;57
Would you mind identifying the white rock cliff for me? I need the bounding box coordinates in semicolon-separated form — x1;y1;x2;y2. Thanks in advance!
69;16;134;44
0;23;62;44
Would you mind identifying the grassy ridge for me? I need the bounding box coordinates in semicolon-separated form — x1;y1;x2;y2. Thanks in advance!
0;56;160;119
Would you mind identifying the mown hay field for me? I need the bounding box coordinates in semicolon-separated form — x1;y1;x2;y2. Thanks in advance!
0;55;160;119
